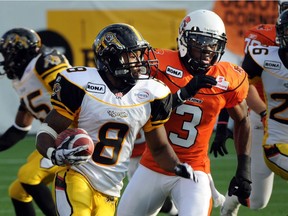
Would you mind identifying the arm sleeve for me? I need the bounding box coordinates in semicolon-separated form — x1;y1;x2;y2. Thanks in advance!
0;125;29;151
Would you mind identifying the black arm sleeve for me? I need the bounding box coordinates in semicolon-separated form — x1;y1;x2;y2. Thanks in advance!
242;51;263;78
215;108;230;137
0;126;28;152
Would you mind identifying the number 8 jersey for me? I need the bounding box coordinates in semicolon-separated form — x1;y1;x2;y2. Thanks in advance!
51;66;172;197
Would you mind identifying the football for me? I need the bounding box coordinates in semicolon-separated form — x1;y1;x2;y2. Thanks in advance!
55;128;94;156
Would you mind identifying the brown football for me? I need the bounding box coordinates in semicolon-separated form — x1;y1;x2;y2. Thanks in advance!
55;128;94;156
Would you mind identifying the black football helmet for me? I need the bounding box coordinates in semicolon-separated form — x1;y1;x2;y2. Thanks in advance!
276;9;288;49
177;10;227;75
279;0;288;14
0;28;41;79
92;23;157;86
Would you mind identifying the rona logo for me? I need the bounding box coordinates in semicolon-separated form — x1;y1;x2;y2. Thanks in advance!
86;82;106;94
264;61;281;70
166;66;183;78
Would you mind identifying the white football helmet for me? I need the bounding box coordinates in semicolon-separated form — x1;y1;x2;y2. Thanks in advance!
177;10;227;74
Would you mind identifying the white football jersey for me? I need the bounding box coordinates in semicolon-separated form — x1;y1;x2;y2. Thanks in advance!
246;45;288;145
51;66;172;197
12;47;71;122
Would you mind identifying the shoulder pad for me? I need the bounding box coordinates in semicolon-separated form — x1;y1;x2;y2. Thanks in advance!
35;47;70;75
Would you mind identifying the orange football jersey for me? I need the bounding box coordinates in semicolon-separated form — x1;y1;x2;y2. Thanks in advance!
141;49;249;174
244;24;277;101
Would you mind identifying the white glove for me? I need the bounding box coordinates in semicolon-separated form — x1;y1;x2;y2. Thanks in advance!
174;163;198;182
50;145;90;166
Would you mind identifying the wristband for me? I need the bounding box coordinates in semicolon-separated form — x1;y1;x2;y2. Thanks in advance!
37;123;58;140
236;154;251;180
259;110;267;118
46;147;56;160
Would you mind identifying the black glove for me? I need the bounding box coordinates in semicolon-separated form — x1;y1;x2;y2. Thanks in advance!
228;155;252;207
210;126;233;158
174;163;198;183
179;74;217;101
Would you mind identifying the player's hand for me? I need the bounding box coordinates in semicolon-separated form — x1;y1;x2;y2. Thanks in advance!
51;136;90;166
228;175;251;207
174;163;198;182
180;74;217;100
210;128;233;158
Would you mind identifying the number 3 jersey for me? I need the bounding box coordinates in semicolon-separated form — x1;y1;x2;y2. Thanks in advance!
242;45;288;145
51;67;172;197
140;49;249;175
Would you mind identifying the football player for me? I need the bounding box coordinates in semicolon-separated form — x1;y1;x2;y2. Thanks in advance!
35;23;195;216
221;2;288;215
117;9;251;216
0;28;71;216
210;0;288;159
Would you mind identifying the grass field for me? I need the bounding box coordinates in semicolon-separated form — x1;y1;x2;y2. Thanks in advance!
0;135;287;216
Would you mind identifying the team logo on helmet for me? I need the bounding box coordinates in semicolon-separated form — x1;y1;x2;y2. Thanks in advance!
97;32;125;55
179;16;191;35
2;33;29;49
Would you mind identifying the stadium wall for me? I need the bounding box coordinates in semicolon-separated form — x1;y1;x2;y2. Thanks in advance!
0;1;277;133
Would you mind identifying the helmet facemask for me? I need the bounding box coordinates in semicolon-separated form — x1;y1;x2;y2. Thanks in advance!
0;28;41;80
279;0;288;14
105;46;157;86
93;24;158;87
179;30;226;75
276;10;288;50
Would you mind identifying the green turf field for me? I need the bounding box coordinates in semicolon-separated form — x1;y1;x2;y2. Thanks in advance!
0;135;287;216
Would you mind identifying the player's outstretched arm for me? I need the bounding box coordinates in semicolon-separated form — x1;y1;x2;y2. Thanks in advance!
145;126;198;182
210;108;233;158
0;107;33;152
227;100;252;207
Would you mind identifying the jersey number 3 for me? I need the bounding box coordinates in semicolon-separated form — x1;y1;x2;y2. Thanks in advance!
169;104;201;148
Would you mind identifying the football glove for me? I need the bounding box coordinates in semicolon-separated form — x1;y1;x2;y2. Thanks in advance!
179;74;217;101
210;126;233;158
228;155;252;207
51;136;90;166
174;163;198;183
228;176;251;207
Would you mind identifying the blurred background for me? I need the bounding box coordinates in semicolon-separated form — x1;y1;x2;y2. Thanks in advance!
0;0;278;134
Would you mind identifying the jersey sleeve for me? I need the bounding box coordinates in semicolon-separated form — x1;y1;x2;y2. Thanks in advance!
222;63;249;108
51;71;85;120
142;79;172;132
35;46;71;91
242;47;263;84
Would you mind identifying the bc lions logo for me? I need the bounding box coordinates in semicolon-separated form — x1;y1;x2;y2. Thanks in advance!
179;16;191;35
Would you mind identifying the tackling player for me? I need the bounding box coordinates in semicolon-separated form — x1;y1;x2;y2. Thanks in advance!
117;10;251;216
221;1;288;215
35;23;195;216
0;28;71;216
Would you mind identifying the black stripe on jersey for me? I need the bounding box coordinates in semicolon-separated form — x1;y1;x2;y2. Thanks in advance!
42;65;68;80
150;93;172;124
52;74;85;114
